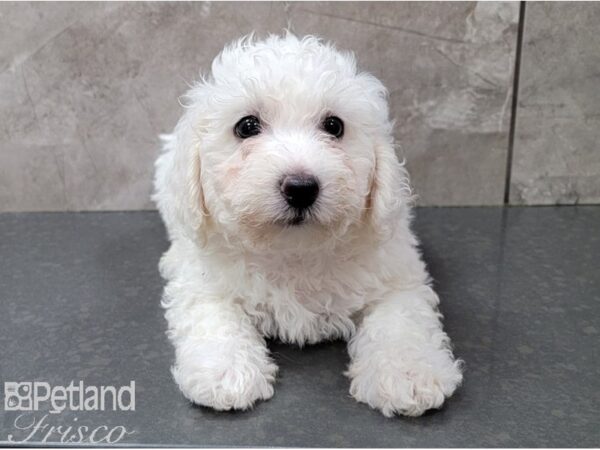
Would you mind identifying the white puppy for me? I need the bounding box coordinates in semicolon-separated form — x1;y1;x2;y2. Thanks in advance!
153;33;463;417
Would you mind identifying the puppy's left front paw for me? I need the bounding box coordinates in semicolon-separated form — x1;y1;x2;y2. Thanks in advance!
347;351;463;417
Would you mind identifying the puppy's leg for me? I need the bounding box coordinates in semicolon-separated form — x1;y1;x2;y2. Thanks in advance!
347;285;463;417
165;284;277;411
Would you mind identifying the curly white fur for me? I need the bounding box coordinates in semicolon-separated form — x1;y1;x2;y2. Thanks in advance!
153;33;463;417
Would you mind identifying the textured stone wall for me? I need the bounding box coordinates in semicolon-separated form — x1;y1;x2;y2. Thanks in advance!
0;2;597;211
510;3;600;205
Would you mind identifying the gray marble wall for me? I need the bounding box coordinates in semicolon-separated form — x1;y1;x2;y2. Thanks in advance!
0;2;597;211
510;3;600;205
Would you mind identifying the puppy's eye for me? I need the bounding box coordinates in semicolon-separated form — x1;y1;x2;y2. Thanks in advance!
234;115;261;139
322;116;344;138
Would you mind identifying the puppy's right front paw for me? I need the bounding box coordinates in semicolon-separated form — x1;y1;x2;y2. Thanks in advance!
172;353;278;411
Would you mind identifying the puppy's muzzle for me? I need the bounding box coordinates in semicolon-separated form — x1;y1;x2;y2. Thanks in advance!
280;174;319;210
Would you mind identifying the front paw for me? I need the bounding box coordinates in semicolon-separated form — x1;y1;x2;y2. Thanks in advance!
347;350;463;417
172;349;278;411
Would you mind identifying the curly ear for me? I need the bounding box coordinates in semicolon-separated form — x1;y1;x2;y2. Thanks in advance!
367;137;413;240
153;116;209;245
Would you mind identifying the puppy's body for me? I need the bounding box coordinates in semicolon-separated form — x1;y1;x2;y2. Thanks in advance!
154;34;463;417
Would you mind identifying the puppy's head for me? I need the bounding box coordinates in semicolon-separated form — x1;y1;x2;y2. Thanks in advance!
161;34;411;252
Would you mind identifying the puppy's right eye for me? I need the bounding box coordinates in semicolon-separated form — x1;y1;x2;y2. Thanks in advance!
234;115;261;139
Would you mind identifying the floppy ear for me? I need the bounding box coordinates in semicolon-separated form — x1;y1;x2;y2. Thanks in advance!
367;137;412;240
153;115;209;245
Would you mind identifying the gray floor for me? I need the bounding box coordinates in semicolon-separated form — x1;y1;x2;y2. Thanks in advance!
0;207;598;447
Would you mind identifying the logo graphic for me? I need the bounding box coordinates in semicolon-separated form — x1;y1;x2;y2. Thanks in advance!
3;381;137;444
4;382;33;411
3;381;135;414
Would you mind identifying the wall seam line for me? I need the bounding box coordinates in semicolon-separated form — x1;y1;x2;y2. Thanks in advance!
504;1;527;205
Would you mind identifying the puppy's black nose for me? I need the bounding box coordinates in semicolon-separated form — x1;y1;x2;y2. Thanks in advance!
280;175;319;209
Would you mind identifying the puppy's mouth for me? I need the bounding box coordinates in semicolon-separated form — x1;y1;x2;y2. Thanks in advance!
288;212;306;226
281;208;313;227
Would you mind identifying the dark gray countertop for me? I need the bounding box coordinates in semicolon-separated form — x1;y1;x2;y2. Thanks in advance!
1;207;599;447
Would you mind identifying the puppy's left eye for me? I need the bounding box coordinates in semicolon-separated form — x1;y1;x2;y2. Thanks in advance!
234;115;261;139
322;116;344;138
